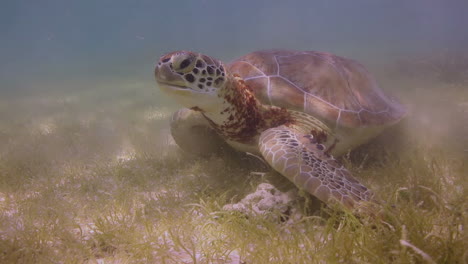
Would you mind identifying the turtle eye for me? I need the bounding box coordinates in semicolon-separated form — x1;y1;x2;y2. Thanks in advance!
172;53;196;73
179;59;191;69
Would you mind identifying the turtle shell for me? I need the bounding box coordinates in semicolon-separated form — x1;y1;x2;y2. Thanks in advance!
228;50;406;128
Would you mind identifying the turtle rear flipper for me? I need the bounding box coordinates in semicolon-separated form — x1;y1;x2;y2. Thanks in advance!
259;125;374;210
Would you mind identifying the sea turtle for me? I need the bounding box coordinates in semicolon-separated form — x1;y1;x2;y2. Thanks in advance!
154;50;406;211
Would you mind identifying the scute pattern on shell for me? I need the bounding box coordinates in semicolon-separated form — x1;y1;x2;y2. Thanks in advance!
229;50;406;128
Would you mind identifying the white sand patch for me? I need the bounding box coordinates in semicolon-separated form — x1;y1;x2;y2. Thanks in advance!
32;117;57;135
115;140;136;162
0;192;18;218
143;107;172;121
76;219;98;240
78;113;98;129
152;231;243;264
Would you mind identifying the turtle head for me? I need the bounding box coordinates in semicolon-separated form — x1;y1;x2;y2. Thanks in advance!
155;51;228;111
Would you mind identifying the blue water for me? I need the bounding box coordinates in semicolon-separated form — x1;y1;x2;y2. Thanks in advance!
1;0;468;95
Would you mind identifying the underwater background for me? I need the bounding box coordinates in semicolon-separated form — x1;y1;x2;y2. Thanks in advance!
2;0;468;94
0;0;467;263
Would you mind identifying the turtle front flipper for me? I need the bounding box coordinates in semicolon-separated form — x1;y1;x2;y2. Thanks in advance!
171;108;231;156
259;125;375;210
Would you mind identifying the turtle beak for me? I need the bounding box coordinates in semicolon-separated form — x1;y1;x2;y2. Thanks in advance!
154;58;186;88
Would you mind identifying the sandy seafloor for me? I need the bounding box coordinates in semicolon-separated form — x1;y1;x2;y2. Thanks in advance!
1;1;468;262
0;56;467;262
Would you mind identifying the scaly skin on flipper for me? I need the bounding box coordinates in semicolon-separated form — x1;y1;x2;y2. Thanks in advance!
259;125;374;209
